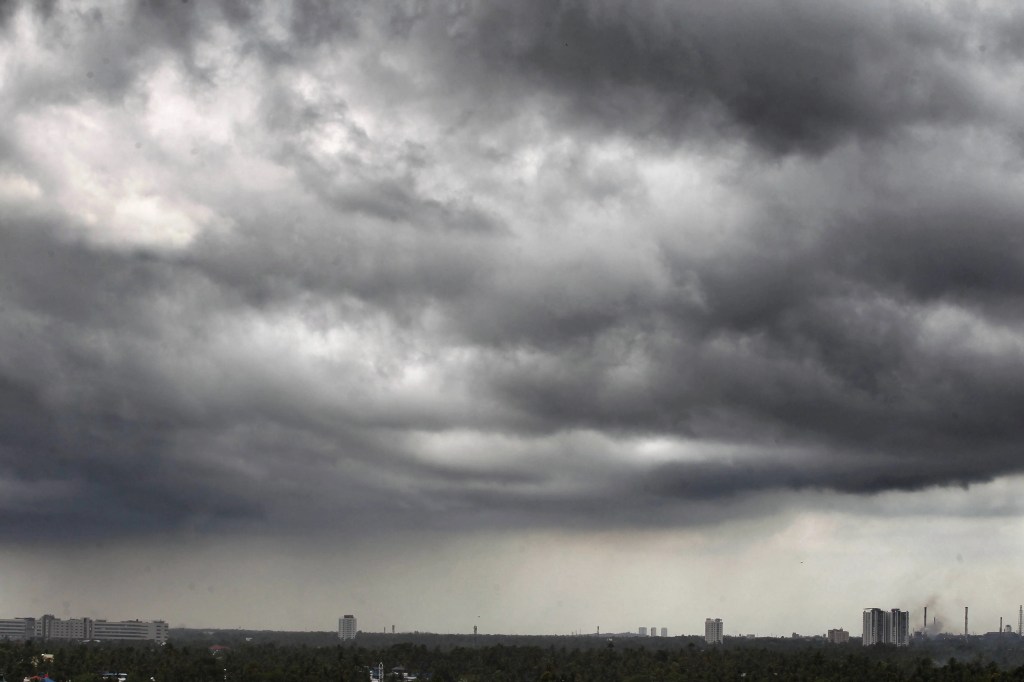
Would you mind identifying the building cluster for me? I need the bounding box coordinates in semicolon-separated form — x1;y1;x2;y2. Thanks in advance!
338;614;357;640
637;626;668;637
0;615;168;643
862;608;909;646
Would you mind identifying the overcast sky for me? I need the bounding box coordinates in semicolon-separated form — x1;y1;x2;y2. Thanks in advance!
3;0;1024;638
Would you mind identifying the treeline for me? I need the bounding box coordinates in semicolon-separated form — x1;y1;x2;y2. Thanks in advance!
0;639;226;682
6;638;1024;681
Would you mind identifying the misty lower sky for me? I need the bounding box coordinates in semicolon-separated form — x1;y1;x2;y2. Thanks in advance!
3;0;1024;638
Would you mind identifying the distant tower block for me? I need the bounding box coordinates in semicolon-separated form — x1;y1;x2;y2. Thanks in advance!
338;615;357;641
705;618;723;645
638;626;647;636
862;608;884;646
661;627;668;637
650;625;656;636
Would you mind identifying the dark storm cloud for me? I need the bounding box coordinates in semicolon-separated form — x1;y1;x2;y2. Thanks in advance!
425;0;985;155
2;0;1024;542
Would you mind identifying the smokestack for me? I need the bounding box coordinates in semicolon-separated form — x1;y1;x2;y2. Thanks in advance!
924;606;927;631
965;607;969;637
1001;617;1003;634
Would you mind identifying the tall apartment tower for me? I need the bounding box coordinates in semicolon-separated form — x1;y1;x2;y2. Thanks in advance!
862;608;885;645
705;618;723;644
660;627;668;637
863;608;908;646
890;609;909;646
638;626;647;636
338;615;357;640
650;625;657;637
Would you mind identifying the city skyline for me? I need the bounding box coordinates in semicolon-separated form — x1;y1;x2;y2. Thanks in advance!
4;0;1024;637
1;602;1020;640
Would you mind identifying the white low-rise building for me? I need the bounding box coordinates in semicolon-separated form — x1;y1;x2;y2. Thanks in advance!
0;618;35;641
1;615;167;643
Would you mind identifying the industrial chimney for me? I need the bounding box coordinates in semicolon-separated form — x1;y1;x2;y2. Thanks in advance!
924;606;927;632
965;607;969;637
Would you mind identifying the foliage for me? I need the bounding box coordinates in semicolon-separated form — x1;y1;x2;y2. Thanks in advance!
6;634;1024;681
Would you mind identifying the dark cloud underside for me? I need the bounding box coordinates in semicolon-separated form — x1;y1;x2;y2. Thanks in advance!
2;0;1024;542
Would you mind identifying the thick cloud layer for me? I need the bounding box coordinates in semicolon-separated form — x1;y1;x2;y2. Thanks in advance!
2;0;1024;541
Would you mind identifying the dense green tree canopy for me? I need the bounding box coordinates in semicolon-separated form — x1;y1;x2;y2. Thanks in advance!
5;635;1024;682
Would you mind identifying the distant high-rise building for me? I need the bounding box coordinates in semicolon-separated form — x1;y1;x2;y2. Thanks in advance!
827;628;849;644
660;627;668;637
863;608;908;646
638;626;647;637
890;609;909;646
705;618;723;644
863;608;885;646
650;625;656;636
339;615;357;640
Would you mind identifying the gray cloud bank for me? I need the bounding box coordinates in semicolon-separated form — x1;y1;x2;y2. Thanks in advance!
2;0;1024;541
